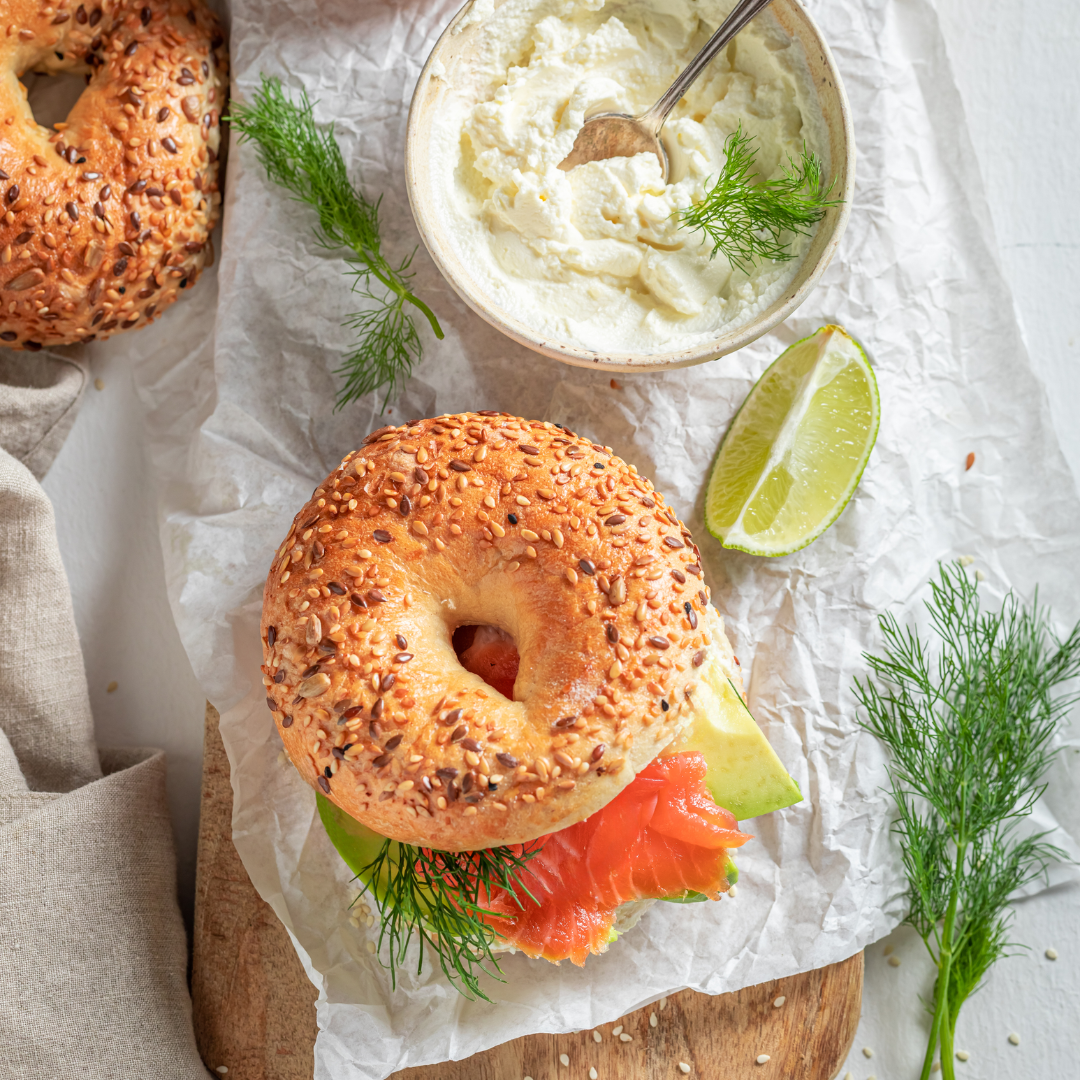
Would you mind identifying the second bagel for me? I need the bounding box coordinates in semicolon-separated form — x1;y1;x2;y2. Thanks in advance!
0;0;226;350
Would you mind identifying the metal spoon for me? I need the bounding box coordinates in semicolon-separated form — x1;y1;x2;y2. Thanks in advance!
558;0;775;181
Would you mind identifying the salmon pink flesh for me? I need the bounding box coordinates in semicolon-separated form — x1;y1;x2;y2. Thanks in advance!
481;752;750;965
454;624;520;700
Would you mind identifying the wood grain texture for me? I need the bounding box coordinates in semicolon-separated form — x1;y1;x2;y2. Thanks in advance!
193;704;863;1080
395;954;863;1080
192;703;318;1080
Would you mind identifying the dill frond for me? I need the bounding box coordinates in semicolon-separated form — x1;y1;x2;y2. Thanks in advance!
358;838;539;1001
679;123;841;274
856;562;1080;1080
229;75;443;410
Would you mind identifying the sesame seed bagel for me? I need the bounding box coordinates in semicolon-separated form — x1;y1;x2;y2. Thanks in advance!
261;412;732;852
0;0;227;351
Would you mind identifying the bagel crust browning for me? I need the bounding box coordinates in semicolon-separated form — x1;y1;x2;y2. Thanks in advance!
261;413;728;852
0;0;227;350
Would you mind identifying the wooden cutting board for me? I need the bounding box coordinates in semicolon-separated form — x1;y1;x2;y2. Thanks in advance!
192;704;862;1079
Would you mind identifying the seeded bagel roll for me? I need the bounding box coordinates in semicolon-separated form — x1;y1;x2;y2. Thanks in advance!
261;412;738;852
0;0;227;350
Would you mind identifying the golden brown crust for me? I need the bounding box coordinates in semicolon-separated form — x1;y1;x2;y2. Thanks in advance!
261;413;721;851
0;0;227;350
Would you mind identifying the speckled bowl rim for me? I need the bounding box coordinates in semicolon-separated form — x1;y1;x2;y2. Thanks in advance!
405;0;856;372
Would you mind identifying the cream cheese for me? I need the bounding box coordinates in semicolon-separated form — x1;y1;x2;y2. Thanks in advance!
429;0;826;357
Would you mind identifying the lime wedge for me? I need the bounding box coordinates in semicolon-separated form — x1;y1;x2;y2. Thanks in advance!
705;325;879;556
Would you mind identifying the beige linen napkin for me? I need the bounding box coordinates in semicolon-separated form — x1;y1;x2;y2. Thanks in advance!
0;355;210;1078
0;352;86;481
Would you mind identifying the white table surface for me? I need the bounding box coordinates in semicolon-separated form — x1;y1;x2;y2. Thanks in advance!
38;0;1079;1072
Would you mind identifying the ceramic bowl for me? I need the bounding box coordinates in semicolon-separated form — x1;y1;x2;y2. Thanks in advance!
405;0;855;371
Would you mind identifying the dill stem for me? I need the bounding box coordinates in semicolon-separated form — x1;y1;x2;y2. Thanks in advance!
359;258;443;341
925;840;965;1080
403;291;445;340
920;995;944;1080
933;907;958;1080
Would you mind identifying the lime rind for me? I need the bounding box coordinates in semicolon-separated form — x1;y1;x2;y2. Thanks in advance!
705;325;880;557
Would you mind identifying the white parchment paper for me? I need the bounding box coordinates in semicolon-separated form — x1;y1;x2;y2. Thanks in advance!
123;0;1080;1076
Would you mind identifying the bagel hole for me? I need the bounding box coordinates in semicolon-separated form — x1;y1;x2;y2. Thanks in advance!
452;624;520;701
24;71;87;130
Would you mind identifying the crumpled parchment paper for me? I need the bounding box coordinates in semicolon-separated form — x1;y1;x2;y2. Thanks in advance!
121;0;1080;1076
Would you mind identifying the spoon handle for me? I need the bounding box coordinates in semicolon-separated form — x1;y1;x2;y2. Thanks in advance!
639;0;776;134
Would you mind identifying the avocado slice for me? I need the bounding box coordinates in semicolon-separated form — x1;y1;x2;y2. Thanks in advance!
317;791;393;901
664;662;801;821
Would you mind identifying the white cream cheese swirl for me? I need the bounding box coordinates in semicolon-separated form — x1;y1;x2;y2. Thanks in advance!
431;0;826;356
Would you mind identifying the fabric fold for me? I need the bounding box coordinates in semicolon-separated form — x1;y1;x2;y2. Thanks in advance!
0;447;100;793
0;748;209;1077
0;352;86;481
0;381;210;1077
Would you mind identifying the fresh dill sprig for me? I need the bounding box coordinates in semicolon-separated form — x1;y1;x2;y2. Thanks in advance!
855;562;1080;1080
358;838;539;1001
679;123;841;274
229;75;443;410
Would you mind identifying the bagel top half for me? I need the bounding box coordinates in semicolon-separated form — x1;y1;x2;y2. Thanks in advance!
261;412;738;852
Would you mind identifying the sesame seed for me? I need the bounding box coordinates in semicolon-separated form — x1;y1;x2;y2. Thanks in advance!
931;1064;941;1073
366;941;376;954
755;1055;770;1065
887;955;901;967
649;1012;657;1027
1045;947;1058;960
728;885;737;897
1008;1033;1020;1046
612;1026;622;1036
593;1030;602;1042
589;1070;597;1080
678;1064;690;1074
862;1047;873;1058
619;1034;632;1043
772;996;785;1008
955;1050;970;1062
215;1069;228;1075
883;944;893;956
106;680;118;693
559;1054;569;1066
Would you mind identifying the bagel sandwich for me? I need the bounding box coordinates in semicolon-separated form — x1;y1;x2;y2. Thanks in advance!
261;412;800;986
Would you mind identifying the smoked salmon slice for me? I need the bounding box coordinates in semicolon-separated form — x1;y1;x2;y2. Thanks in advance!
481;752;750;965
456;625;520;700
